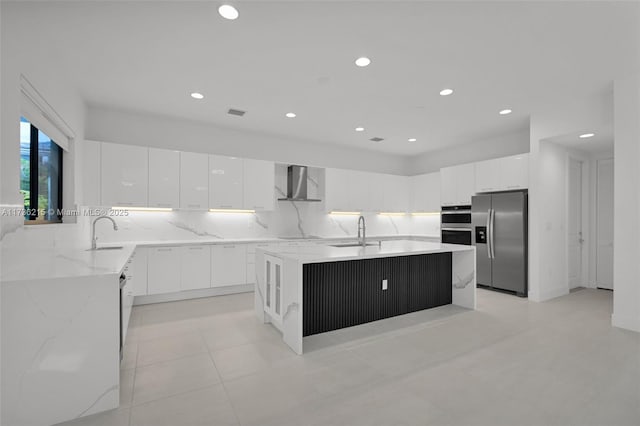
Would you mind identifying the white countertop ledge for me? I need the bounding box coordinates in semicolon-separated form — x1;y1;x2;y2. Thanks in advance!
258;240;473;264
104;234;439;247
0;245;136;282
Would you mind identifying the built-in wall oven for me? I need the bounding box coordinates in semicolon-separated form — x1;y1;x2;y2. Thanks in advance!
441;205;472;245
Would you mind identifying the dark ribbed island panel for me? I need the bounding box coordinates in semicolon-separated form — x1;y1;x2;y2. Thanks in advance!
302;256;408;337
407;252;452;312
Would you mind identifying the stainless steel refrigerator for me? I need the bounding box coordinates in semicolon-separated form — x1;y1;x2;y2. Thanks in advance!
471;191;528;297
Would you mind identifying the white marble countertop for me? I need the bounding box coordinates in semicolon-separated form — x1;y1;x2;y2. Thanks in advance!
258;240;473;264
0;244;136;282
0;235;441;283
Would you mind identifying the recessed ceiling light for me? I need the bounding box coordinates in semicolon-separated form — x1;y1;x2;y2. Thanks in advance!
408;138;417;142
285;112;296;118
370;137;384;142
439;88;454;96
355;127;365;132
218;4;239;20
499;109;512;115
355;57;371;67
579;133;595;139
190;92;204;99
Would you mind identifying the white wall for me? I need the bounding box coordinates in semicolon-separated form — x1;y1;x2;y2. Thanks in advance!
528;94;613;302
612;74;640;332
407;128;530;175
0;2;86;240
86;105;408;176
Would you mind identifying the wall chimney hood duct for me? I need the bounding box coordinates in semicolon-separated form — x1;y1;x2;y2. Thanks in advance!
278;165;322;202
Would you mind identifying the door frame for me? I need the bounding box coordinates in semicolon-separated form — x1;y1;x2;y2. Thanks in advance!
565;154;590;290
595;157;614;290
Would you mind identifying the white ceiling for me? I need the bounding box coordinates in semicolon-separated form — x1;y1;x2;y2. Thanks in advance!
5;1;639;156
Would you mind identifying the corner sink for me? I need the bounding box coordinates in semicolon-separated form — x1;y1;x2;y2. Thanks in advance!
87;246;124;251
330;243;378;248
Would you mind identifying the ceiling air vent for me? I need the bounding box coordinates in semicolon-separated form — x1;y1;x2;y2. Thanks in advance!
227;108;246;117
369;137;384;142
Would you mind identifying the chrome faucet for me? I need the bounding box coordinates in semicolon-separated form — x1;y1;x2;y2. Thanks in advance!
357;215;366;247
91;215;118;249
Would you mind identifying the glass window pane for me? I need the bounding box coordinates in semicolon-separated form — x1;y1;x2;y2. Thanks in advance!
19;117;31;219
37;129;62;222
20;116;63;223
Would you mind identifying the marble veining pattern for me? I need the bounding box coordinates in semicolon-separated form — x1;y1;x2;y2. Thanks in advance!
453;271;475;289
387;216;400;234
282;301;299;321
252;213;269;230
2;273;121;426
275;185;307;238
167;219;222;238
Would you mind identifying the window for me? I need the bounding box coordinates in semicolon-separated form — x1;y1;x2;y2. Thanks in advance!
20;116;63;223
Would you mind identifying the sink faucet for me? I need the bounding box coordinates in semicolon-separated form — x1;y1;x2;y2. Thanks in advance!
91;215;118;249
357;215;366;247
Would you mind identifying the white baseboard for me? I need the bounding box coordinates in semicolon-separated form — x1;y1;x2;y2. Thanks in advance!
529;286;569;302
134;284;254;305
612;313;640;333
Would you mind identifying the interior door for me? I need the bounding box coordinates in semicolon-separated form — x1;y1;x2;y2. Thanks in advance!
491;192;527;294
471;194;492;286
568;158;584;289
596;158;614;290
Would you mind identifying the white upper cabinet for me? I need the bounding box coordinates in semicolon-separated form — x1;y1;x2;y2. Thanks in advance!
368;173;385;211
474;159;501;193
440;163;475;206
349;171;370;212
243;159;274;211
382;174;410;212
475;153;529;193
148;148;180;208
209;155;243;209
500;154;529;190
180;152;209;210
325;168;351;212
325;169;409;213
411;172;440;212
101;142;148;207
82;140;101;206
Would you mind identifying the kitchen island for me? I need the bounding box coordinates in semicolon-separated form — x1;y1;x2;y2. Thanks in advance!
254;240;475;354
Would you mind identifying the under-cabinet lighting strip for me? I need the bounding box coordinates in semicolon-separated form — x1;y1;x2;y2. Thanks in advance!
411;212;440;216
111;206;173;212
208;209;255;214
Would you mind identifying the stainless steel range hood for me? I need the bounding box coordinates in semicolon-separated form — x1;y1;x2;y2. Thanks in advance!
278;165;322;202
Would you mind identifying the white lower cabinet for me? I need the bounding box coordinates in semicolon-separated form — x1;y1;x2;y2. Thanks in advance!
211;244;247;287
147;247;181;294
131;247;148;296
264;254;283;324
180;246;211;290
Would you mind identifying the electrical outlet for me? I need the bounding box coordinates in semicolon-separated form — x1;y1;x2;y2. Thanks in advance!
382;279;388;290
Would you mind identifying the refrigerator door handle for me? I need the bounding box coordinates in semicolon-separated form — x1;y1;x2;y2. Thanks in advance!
489;208;496;259
485;209;492;258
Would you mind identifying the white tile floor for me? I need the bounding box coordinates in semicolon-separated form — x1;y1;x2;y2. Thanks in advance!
57;288;640;426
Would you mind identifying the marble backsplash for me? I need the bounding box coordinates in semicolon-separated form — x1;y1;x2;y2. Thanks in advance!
1;204;440;250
